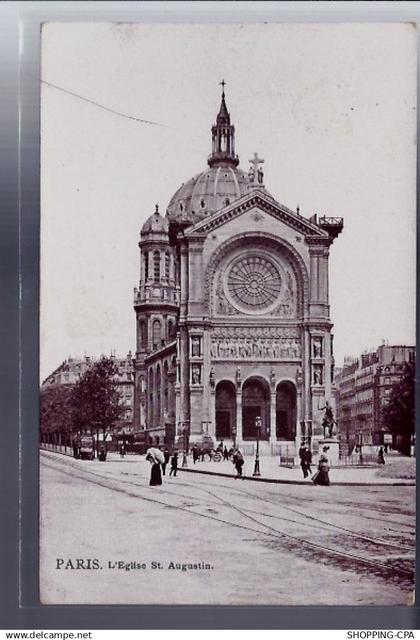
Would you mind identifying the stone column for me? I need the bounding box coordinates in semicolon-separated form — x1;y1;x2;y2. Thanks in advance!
236;391;243;444
304;328;311;421
270;391;276;446
209;388;216;441
180;245;188;317
307;237;332;318
295;384;303;450
179;327;190;429
187;237;205;315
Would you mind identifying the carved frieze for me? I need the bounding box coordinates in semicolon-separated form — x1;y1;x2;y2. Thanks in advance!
210;332;301;361
212;326;299;339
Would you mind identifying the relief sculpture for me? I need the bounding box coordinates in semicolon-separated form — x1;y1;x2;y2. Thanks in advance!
210;336;301;360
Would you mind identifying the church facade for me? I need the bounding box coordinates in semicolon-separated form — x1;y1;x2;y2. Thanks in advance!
133;88;343;455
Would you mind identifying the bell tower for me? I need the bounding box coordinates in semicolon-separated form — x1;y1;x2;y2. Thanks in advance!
133;205;178;432
208;81;239;168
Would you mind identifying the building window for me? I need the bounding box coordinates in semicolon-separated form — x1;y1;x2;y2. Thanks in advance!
149;368;154;426
144;253;149;281
153;250;160;282
165;252;170;279
168;319;176;340
152;320;161;349
139;321;147;350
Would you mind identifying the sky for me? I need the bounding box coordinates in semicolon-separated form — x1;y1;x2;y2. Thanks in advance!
40;22;416;380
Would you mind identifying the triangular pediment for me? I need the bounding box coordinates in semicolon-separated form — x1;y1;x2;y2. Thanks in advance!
184;188;329;238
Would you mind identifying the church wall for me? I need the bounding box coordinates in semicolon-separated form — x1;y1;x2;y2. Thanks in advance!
201;207;311;278
181;206;336;453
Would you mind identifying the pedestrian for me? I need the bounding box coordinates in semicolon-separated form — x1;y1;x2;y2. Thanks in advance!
192;444;199;464
162;447;170;475
304;446;312;476
119;442;125;459
98;444;107;462
299;441;308;478
208;448;213;462
312;448;330;486
199;447;205;462
146;451;162;486
72;436;79;459
169;450;178;477
223;446;229;461
232;448;244;479
377;446;385;465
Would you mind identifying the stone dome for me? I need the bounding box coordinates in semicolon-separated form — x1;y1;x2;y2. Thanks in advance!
141;205;169;237
167;165;250;223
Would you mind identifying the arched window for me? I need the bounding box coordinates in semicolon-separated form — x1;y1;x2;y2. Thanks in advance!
165;252;170;279
163;361;169;413
156;365;161;426
139;321;147;350
153;250;160;282
144;252;149;281
152;320;161;349
168;319;176;340
148;368;154;427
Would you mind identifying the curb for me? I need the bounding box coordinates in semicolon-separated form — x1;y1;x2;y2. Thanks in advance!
40;448;140;462
178;466;415;487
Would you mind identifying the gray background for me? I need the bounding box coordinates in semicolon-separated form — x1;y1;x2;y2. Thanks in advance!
1;0;419;630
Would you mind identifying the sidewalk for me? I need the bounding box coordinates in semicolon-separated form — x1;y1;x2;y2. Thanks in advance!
177;454;415;486
40;446;414;486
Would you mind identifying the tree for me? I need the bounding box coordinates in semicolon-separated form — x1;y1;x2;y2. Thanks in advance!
71;356;124;442
40;384;74;443
382;357;415;455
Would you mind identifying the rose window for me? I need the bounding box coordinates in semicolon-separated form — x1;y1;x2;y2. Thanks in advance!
226;255;282;311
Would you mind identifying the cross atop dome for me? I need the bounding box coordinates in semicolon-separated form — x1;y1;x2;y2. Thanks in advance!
216;80;230;125
248;152;265;188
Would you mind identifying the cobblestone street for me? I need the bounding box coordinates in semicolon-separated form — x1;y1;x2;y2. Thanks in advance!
40;450;415;606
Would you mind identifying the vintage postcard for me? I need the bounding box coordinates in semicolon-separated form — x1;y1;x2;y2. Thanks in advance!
40;23;416;605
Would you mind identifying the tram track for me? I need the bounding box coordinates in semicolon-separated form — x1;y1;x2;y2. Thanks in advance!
40;452;415;584
41;452;413;549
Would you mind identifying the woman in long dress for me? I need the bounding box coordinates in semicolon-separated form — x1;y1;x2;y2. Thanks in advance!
312;453;330;486
146;452;162;486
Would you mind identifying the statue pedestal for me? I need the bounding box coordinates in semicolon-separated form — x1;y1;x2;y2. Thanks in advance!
318;438;340;466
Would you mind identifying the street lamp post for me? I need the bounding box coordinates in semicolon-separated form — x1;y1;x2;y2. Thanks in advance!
253;416;261;477
182;424;189;467
358;430;363;464
232;424;237;449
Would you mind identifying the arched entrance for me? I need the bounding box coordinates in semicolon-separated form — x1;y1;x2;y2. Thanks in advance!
242;377;270;440
215;381;236;440
276;381;297;440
